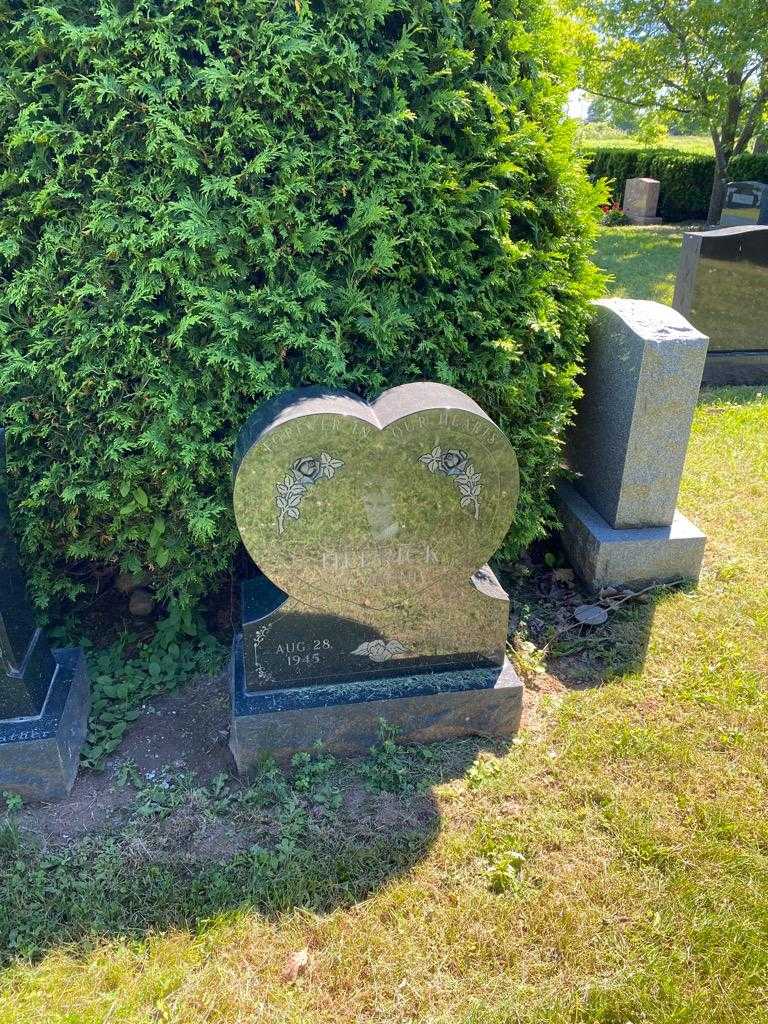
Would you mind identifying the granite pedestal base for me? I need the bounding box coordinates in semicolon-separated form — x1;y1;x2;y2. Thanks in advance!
626;215;662;226
229;635;523;771
555;482;705;590
702;350;768;386
0;648;90;801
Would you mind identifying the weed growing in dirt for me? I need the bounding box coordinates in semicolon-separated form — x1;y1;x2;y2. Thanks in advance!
291;747;342;810
465;753;503;790
81;613;225;769
1;794;22;815
358;721;440;794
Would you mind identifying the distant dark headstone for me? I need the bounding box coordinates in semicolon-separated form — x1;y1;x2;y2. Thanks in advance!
229;383;523;767
673;225;768;384
0;431;90;800
719;181;768;227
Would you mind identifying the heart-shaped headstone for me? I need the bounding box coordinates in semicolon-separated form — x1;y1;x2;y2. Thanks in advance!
233;383;519;613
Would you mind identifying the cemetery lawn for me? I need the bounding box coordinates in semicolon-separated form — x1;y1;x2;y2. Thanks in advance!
577;130;714;154
593;224;694;304
0;387;767;1022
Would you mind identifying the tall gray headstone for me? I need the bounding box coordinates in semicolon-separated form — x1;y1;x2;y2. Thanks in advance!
0;430;90;800
673;225;768;384
556;299;707;589
229;383;523;767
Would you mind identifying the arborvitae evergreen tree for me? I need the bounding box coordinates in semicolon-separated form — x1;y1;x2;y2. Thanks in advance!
0;0;602;611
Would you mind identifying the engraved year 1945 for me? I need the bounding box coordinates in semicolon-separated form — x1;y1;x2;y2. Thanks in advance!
276;638;333;668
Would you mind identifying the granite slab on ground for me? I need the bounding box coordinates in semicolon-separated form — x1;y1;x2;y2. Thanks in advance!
0;428;90;800
230;636;522;769
0;648;90;801
555;482;706;590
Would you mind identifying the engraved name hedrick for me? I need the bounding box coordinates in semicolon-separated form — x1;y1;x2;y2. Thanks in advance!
320;543;439;570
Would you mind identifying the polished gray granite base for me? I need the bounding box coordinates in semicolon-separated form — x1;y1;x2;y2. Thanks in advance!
229;635;523;770
555;481;705;590
702;350;768;386
0;648;90;801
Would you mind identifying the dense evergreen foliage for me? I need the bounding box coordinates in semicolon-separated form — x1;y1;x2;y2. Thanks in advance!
585;146;768;222
0;0;601;611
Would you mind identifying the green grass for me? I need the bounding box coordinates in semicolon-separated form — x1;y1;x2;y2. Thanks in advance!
576;127;714;155
594;224;692;305
0;387;766;1022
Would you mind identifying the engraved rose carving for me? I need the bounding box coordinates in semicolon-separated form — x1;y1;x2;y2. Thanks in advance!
291;456;322;485
251;623;275;683
440;449;469;475
276;451;344;533
418;445;481;519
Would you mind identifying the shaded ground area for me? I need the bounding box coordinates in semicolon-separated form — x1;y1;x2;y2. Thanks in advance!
0;538;666;971
13;673;232;846
12;539;661;852
11;665;489;853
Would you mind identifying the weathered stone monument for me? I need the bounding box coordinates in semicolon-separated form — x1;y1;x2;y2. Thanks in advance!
0;430;90;799
556;299;708;590
719;181;768;227
623;177;662;225
229;383;523;767
673;224;768;384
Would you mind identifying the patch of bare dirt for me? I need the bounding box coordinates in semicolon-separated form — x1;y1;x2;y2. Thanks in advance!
9;546;662;858
11;673;477;863
497;545;660;690
15;672;233;846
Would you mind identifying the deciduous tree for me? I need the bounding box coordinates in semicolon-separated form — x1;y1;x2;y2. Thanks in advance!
574;0;768;221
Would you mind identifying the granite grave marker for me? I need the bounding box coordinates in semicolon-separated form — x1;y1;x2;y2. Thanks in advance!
673;224;768;384
623;177;662;225
229;383;523;767
556;299;707;589
719;180;768;227
0;430;90;800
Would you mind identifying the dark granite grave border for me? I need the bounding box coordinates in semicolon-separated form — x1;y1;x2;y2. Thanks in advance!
701;351;768;386
0;648;90;801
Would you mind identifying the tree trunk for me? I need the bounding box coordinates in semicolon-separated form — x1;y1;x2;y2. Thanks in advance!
755;136;768;156
705;73;746;224
708;127;732;225
707;172;727;224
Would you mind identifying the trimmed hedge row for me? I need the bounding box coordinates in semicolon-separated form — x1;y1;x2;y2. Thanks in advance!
583;147;768;222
